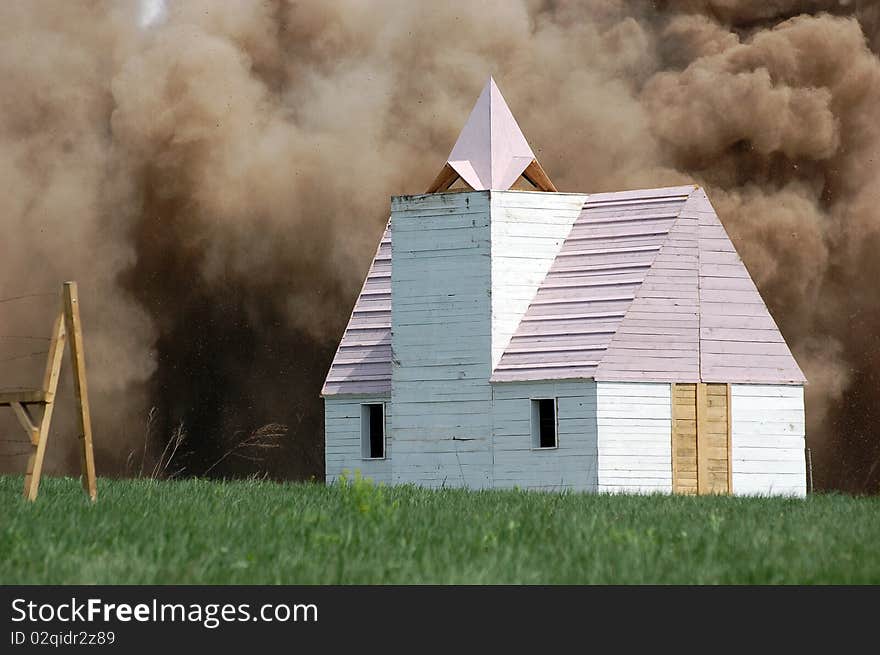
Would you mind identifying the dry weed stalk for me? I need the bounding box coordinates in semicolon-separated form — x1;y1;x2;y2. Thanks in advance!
127;409;286;479
204;423;287;476
126;407;189;480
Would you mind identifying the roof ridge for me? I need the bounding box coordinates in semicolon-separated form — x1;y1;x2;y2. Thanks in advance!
583;184;697;204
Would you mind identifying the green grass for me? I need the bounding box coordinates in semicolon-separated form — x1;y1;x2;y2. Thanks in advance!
1;474;878;584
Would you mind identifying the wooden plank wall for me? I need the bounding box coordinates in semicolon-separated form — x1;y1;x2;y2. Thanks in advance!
324;396;392;484
390;192;494;488
492;380;598;491
596;382;672;493
730;384;806;496
323;383;805;495
673;382;730;494
489;192;586;369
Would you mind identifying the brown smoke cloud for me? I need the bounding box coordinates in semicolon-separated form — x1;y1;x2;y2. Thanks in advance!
0;0;877;492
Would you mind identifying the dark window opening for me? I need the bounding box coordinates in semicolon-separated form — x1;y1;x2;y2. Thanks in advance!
531;398;557;449
361;403;385;459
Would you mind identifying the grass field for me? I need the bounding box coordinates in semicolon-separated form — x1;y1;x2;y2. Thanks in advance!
1;474;878;584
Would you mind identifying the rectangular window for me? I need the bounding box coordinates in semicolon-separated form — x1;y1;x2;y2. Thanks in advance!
360;403;385;459
531;398;557;449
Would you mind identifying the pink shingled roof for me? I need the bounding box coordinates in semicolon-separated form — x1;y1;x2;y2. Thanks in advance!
322;186;805;396
492;186;694;381
693;189;805;383
593;191;702;381
321;220;392;396
493;185;806;384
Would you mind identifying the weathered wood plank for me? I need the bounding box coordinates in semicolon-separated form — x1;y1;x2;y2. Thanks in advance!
597;382;672;493
730;384;806;496
671;382;701;495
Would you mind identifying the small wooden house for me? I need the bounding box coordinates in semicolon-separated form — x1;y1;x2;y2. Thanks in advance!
322;78;807;496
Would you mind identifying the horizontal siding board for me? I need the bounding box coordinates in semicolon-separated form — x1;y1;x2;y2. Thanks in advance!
730;384;806;496
324;397;392;484
391;193;492;488
596;382;672;493
491;380;598;492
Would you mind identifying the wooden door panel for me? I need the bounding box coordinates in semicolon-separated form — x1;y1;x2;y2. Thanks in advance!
697;383;730;494
672;383;698;494
673;382;730;495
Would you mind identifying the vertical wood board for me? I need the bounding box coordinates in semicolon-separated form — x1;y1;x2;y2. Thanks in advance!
63;282;97;501
671;383;697;494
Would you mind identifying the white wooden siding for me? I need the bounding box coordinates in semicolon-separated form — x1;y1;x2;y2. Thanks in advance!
324;396;392;484
390;192;493;488
596;382;672;493
492;381;598;491
490;192;587;369
730;384;806;496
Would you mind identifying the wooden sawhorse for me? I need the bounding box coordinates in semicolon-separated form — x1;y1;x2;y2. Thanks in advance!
0;282;96;501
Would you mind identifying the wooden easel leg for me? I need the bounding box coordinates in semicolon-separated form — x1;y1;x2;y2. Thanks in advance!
22;309;66;501
23;400;58;501
13;401;40;498
63;282;97;501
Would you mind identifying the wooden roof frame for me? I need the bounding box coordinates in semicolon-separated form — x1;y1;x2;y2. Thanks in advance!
427;159;557;194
